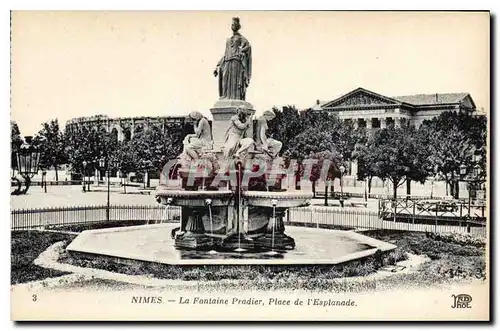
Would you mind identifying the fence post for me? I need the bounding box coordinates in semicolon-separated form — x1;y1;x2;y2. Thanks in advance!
412;202;416;224
435;206;438;233
393;199;397;223
378;199;380;218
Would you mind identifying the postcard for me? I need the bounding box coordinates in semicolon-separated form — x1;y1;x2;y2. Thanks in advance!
10;10;490;321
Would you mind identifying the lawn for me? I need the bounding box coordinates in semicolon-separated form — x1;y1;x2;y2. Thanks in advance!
11;226;486;292
11;230;77;284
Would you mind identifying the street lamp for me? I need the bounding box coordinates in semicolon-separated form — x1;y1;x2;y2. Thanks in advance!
324;178;332;206
42;170;47;193
11;136;41;195
82;160;88;193
339;165;346;207
100;157;117;222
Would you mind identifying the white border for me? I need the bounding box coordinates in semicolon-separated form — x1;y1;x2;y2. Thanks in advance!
2;1;497;329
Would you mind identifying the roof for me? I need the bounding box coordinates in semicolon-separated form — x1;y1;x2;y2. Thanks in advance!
391;93;469;106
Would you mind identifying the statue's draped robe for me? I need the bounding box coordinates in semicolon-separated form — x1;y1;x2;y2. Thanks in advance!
217;32;252;100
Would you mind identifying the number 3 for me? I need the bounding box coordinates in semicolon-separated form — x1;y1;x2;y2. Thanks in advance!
32;294;37;302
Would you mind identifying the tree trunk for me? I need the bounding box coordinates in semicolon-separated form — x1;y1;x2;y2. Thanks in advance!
454;180;460;199
312;180;316;197
444;174;449;196
448;177;455;198
54;166;59;181
406;178;411;198
392;178;398;200
368;176;372;194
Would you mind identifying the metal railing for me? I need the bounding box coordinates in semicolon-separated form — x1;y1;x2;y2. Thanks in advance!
11;203;487;237
10;205;181;230
287;206;487;237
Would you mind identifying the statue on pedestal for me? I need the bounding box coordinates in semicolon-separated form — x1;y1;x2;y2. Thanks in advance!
213;17;252;101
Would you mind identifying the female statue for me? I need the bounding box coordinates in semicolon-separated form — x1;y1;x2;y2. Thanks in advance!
213;17;252;100
222;107;253;160
256;109;282;159
184;111;213;151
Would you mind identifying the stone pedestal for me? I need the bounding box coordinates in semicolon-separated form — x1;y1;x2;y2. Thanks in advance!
175;207;214;250
210;99;255;152
254;210;295;251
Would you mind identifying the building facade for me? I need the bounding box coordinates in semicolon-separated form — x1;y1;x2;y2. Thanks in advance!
65;114;187;142
312;87;481;190
312;87;477;129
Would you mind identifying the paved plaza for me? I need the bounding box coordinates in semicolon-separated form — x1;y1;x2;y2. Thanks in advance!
10;185;156;209
10;180;468;211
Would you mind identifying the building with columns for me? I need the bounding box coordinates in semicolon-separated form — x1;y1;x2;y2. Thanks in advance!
312;87;477;129
311;87;480;189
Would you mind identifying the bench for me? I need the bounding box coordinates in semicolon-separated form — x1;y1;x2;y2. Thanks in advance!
349;200;368;208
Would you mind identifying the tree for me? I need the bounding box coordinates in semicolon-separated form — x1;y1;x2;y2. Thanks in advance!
64;125;94;176
10;121;23;173
285;128;341;195
353;133;378;194
111;140;137;193
32;119;67;181
267;105;303;154
365;126;429;199
419;111;486;198
64;120;118;179
130;123;183;187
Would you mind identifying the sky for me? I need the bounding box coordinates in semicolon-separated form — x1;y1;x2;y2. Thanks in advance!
10;11;490;136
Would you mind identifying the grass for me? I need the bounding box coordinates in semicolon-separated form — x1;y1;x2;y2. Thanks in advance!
62;229;485;290
63;252;389;282
49;220;152;233
11;230;77;284
362;230;486;280
11;227;486;292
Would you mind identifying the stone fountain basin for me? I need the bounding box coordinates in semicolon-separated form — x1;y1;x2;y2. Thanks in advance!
243;191;314;208
155;187;233;207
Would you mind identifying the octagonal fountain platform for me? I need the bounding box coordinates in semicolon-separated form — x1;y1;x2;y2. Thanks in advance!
66;223;396;265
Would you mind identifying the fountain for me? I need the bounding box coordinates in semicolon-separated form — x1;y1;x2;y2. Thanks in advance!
66;17;396;266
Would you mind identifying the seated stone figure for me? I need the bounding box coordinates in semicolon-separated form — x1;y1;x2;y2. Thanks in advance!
184;111;213;151
255;109;282;159
223;107;253;160
179;136;204;168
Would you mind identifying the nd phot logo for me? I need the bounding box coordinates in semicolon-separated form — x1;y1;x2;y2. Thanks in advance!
451;294;472;309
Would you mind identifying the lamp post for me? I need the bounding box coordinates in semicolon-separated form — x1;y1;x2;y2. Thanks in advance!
82;160;88;193
324;178;331;206
364;178;368;202
87;163;91;192
459;164;469;214
11;136;41;195
42;170;47;193
339;165;345;207
100;157;117;222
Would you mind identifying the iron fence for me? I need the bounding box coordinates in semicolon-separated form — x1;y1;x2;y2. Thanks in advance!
10;205;181;230
11;203;487;237
378;198;486;224
287;206;487;237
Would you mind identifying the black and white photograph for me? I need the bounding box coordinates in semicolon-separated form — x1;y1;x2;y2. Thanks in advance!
9;10;490;321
